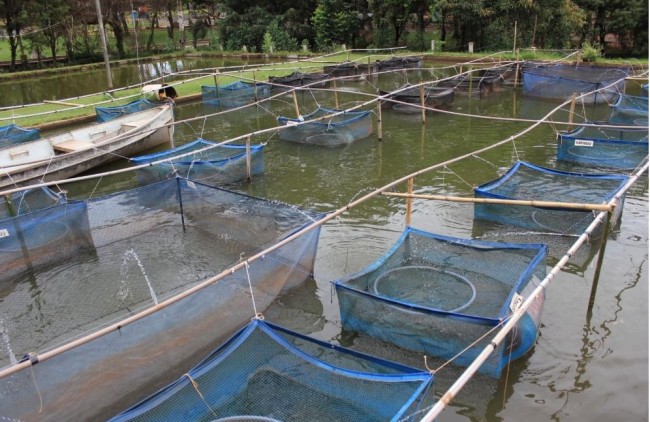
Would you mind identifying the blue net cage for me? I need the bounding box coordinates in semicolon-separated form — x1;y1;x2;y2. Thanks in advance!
109;319;435;422
277;107;374;147
474;161;629;236
521;63;629;103
201;81;271;109
608;94;649;126
0;123;40;146
96;99;163;122
334;227;547;379
131;139;264;185
557;124;649;169
0;178;323;421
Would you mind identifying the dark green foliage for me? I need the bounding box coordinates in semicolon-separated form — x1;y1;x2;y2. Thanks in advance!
220;6;271;52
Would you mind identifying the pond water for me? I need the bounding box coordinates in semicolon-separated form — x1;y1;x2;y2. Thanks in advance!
28;64;650;421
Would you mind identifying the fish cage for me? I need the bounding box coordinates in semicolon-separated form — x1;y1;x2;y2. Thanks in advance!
557;124;648;169
109;319;435;422
131;139;264;185
608;94;649;126
379;84;455;111
268;71;330;90
0;123;40;146
474;161;629;235
0;177;323;421
333;227;547;378
522;62;629;103
201;80;271;109
277;107;373;147
95;99;163;122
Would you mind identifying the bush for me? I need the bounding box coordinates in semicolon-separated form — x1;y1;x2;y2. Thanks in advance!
581;41;601;62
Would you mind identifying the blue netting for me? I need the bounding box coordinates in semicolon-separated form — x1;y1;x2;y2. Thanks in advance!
277;107;374;147
96;99;163;122
608;94;649;126
557;124;649;169
201;81;271;109
522;63;629;103
474;161;629;235
379;84;455;111
0;178;323;421
109;319;434;422
268;72;330;90
0;186;66;219
334;227;547;378
131;139;264;185
0;124;40;146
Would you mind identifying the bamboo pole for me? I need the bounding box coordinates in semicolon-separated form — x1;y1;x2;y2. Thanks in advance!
376;101;383;141
588;210;613;312
245;135;252;181
252;70;258;102
405;178;414;226
420;85;426;123
333;79;339;108
292;90;300;117
514;62;520;86
43;100;83;107
568;93;577;131
381;191;613;212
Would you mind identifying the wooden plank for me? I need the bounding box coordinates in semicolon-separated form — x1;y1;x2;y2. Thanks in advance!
53;140;91;153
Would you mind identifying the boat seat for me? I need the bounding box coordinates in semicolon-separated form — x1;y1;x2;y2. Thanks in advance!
121;120;150;131
53;140;94;153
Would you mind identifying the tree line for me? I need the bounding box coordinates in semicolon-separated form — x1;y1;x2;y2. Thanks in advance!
0;0;647;71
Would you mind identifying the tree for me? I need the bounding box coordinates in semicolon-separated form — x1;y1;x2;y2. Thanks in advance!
25;0;70;64
312;0;360;50
0;0;29;70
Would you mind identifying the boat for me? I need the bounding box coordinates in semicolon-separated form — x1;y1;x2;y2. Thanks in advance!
333;226;548;378
0;104;175;190
277;107;374;147
95;99;163;122
608;93;649;126
0;123;40;146
0;177;323;421
521;62;629;103
378;83;455;112
474;161;629;236
201;80;271;109
268;71;331;90
109;318;434;421
556;124;648;169
130;138;265;185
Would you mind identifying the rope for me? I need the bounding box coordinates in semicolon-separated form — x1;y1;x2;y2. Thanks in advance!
443;165;474;190
184;373;218;417
243;261;258;316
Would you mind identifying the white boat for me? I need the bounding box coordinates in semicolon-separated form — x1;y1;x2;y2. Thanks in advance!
0;104;175;190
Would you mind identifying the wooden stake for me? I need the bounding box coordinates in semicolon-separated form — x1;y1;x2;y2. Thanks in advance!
377;101;383;141
568;93;577;131
420;84;426;123
245;135;252;181
292;90;300;117
588;210;613;313
514;62;520;86
333;79;339;108
406;178;414;226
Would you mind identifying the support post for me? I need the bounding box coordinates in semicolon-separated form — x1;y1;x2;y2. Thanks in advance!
514;62;520;86
292;91;300;117
377;101;383;141
568;93;577;131
420;84;426;123
588;210;613;313
333;79;339;108
245;136;252;181
94;0;113;89
405;178;414;226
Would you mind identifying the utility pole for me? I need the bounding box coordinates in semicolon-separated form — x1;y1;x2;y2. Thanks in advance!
94;0;113;89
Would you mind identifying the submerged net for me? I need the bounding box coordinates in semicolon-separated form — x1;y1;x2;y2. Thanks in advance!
608;94;649;125
0;178;323;421
474;161;629;235
109;319;434;422
131;139;264;185
95;99;162;122
334;227;547;378
522;63;629;103
201;81;271;109
277;107;374;147
557;125;649;169
0;186;66;219
0;123;40;146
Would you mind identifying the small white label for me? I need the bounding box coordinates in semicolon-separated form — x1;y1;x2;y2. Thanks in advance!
0;228;9;238
574;139;594;147
187;180;196;190
509;293;523;312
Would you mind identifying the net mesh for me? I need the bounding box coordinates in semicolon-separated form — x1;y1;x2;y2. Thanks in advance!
96;99;162;122
268;72;330;89
474;161;629;235
201;81;271;109
0;186;66;219
0;123;40;146
109;320;434;422
379;84;455;110
131;139;264;185
334;227;547;378
557;125;649;169
522;63;629;103
277;107;374;147
608;94;649;125
0;178;322;421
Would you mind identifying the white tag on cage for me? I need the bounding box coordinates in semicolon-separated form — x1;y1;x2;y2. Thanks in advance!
0;228;9;238
509;293;523;312
574;139;593;147
187;180;197;190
